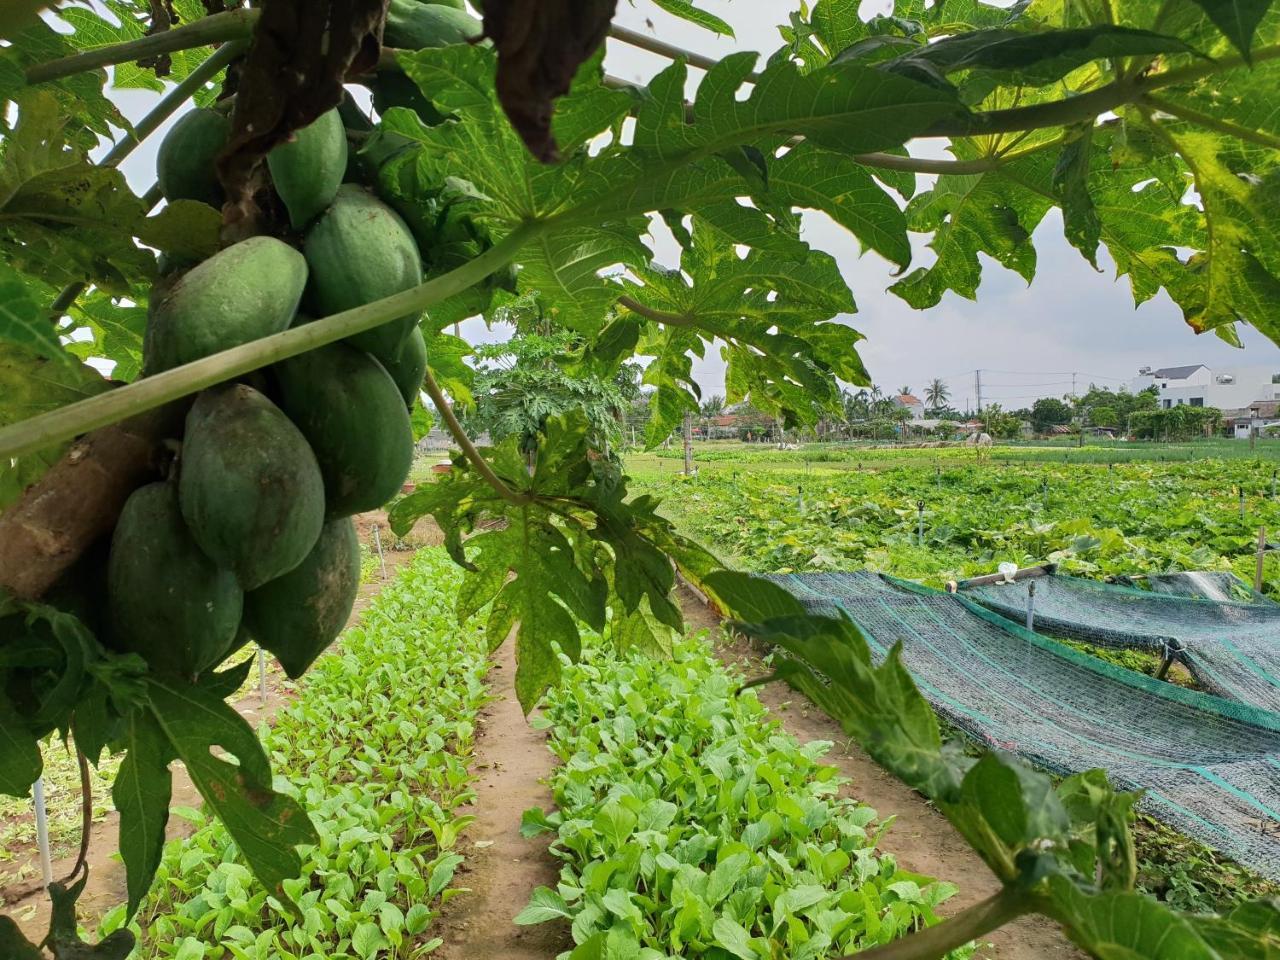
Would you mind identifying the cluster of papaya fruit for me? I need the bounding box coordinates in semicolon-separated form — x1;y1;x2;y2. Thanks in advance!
105;0;481;686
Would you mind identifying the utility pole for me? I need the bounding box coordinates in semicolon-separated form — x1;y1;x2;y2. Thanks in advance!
974;370;983;413
683;411;693;475
1071;371;1077;400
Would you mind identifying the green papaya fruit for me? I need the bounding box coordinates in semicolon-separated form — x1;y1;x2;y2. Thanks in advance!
107;482;243;679
384;0;480;49
267;108;348;230
178;383;325;590
274;342;414;517
144;236;307;373
303;184;422;363
243;517;360;678
156;108;231;206
381;326;427;409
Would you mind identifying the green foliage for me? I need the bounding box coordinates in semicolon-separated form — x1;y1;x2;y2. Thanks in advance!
1031;397;1073;433
632;457;1280;590
461;330;637;455
522;636;973;959
103;549;490;958
390;411;715;710
1131;405;1223;440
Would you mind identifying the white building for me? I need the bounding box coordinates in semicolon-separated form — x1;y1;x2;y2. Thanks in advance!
892;393;926;420
1128;364;1280;411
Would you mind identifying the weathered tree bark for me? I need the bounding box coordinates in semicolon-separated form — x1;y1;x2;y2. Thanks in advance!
0;407;179;601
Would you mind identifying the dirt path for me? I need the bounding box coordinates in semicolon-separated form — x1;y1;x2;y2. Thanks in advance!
676;583;1084;960
4;513;423;943
435;640;568;960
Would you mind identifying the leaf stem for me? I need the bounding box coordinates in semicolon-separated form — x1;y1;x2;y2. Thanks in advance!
24;8;257;84
608;23;745;77
422;368;533;506
617;294;694;327
1143;92;1280;149
836;888;1032;960
0;222;542;461
926;43;1280;138
99;40;246;168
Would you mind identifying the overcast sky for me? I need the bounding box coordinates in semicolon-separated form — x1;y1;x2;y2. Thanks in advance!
104;0;1279;409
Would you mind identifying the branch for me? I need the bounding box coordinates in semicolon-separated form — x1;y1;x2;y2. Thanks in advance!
1142;92;1280;150
617;294;694;327
836;888;1031;960
0;404;181;600
24;8;257;84
422;368;533;506
0;221;542;461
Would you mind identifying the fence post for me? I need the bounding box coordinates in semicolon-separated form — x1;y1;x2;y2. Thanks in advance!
917;500;925;547
1240;487;1246;521
1256;526;1267;594
33;776;53;889
1025;580;1036;632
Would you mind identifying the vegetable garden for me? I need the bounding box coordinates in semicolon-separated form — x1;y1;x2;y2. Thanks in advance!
5;0;1280;957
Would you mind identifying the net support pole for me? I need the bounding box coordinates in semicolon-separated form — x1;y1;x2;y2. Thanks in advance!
373;524;387;580
33;776;53;889
917;500;925;547
1256;526;1267;594
1025;580;1036;632
257;645;268;706
1156;638;1184;680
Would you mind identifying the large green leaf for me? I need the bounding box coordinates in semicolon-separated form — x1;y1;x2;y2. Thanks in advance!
0;688;41;797
147;680;317;893
0;91;155;293
113;711;173;918
891;146;1057;308
1188;0;1274;58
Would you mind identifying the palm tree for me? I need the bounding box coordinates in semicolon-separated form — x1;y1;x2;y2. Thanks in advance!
898;385;913;397
925;378;950;410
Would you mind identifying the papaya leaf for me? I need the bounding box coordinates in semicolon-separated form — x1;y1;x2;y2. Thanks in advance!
1193;899;1280;956
1047;876;1224;959
1188;0;1274;58
0;93;155;294
881;25;1196;87
134;200;222;262
650;0;735;36
146;680;317;893
113;711;173;918
0;688;41;797
891;146;1057;308
960;751;1070;851
0;260;68;366
1053;127;1101;267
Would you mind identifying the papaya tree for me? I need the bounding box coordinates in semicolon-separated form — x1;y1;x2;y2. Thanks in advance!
2;0;1280;957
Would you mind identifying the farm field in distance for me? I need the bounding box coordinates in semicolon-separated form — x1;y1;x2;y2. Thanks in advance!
629;439;1280;912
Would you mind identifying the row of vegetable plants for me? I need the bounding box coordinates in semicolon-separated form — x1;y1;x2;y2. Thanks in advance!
518;636;973;960
631;459;1280;591
98;548;491;959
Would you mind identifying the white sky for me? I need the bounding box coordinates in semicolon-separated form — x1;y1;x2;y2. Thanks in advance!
100;0;1280;410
